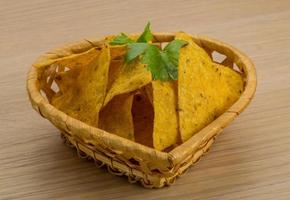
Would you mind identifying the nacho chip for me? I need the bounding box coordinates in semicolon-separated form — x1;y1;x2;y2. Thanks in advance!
110;45;127;60
107;34;139;60
34;47;100;69
103;61;152;106
152;81;179;151
51;45;110;126
212;63;244;116
54;48;100;70
176;32;243;142
98;93;134;140
133;92;154;147
51;48;101;94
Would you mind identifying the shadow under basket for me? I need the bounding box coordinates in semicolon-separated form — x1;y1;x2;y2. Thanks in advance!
26;33;256;188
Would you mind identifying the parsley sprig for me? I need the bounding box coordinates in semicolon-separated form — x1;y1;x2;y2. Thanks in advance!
110;22;187;81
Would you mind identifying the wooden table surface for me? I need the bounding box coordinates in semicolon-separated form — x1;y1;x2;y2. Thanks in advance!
1;0;290;199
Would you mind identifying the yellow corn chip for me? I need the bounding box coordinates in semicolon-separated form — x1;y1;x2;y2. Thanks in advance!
51;45;110;126
176;32;243;142
34;47;100;69
110;45;126;60
107;35;138;60
54;48;100;70
152;81;179;151
50;48;101;97
212;63;244;116
103;61;152;106
98;93;134;140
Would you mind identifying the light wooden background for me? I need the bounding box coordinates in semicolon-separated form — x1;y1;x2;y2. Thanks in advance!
1;0;290;199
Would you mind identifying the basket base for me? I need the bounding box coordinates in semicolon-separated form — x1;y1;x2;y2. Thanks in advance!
60;131;216;188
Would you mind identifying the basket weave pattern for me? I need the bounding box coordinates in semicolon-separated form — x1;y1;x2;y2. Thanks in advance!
27;33;256;188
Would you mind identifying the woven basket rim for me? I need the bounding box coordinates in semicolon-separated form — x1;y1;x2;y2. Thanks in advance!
27;32;256;164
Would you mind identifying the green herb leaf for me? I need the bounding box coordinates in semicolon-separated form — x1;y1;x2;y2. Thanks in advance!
125;43;149;63
109;22;187;81
164;39;188;66
110;33;134;45
137;22;153;43
160;51;178;80
158;40;188;80
141;45;169;80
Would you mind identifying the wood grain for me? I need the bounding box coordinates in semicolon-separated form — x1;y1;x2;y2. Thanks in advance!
1;0;290;199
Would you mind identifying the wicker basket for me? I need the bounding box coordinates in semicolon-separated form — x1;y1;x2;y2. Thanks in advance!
26;33;256;188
